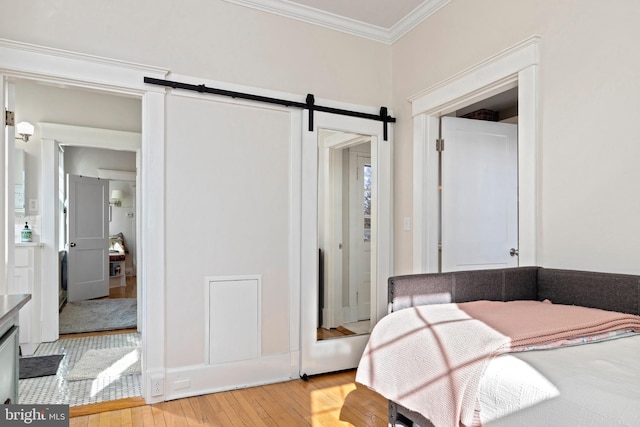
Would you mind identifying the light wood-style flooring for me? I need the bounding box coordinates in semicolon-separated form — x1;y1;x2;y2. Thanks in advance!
69;369;387;426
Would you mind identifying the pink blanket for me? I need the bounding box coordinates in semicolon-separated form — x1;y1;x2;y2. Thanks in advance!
355;300;640;427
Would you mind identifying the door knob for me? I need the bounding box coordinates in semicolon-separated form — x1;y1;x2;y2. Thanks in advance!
509;248;519;257
70;242;76;247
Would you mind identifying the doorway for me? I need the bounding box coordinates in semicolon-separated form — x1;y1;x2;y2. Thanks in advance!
1;40;167;404
10;79;144;406
411;36;539;273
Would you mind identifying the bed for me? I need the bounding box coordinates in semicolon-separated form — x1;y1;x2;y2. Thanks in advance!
355;267;640;427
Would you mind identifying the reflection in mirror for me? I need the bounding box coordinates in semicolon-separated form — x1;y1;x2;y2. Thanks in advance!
15;148;26;214
317;129;372;340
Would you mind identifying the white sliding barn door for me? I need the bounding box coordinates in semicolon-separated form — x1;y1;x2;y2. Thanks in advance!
441;117;518;272
163;88;301;398
300;111;392;377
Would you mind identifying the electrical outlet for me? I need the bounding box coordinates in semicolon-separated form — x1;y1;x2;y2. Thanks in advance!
28;199;38;212
151;376;164;396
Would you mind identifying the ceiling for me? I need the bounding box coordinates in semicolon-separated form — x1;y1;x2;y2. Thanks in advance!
223;0;451;44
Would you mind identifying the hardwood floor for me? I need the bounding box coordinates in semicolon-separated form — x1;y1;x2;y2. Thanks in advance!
69;370;388;426
109;275;138;299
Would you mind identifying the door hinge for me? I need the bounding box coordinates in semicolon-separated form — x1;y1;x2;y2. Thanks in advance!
5;109;15;127
436;138;444;152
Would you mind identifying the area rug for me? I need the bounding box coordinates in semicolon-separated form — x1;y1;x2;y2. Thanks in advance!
19;354;64;379
66;347;141;381
59;298;136;334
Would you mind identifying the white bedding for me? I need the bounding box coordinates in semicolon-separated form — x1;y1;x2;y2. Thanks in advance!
478;334;640;426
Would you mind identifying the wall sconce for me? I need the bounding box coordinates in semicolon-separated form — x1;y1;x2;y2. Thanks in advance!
110;190;124;207
16;121;34;142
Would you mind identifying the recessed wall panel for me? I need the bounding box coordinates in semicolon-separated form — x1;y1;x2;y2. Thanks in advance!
208;278;259;365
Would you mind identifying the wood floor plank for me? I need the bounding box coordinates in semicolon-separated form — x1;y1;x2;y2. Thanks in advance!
229;389;273;426
250;383;305;426
265;381;313;425
70;416;88;427
178;397;207;426
130;406;145;427
98;411;110;427
191;395;227;426
139;405;155;427
161;399;187;427
86;413;100;427
150;404;167;427
206;393;246;427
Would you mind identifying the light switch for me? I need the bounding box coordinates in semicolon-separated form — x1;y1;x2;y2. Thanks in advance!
403;217;411;231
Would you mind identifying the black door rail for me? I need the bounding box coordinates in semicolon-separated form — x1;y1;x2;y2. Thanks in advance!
144;77;395;140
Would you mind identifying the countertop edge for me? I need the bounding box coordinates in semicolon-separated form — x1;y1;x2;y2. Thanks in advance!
0;294;32;325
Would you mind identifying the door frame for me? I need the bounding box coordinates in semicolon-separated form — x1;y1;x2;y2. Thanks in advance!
411;35;540;273
0;39;168;403
40;124;141;323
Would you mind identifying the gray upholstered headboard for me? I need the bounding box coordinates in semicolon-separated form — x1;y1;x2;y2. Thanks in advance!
537;268;640;315
388;267;640;316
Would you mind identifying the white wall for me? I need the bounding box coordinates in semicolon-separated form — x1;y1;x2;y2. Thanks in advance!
391;0;640;274
0;0;391;108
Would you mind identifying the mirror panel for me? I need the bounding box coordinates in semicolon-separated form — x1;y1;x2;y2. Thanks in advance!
317;129;373;340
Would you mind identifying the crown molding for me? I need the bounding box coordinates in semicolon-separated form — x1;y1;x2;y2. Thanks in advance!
0;39;168;76
223;0;450;44
388;0;451;43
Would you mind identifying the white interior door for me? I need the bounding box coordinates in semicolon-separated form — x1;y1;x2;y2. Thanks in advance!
441;116;518;272
66;174;109;302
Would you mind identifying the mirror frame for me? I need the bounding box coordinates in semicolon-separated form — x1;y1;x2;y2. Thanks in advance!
300;110;392;376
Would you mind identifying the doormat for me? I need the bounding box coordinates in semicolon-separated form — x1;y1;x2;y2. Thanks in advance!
59;299;136;334
19;354;64;379
66;347;141;381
